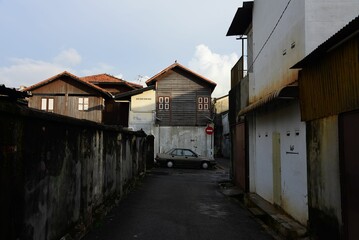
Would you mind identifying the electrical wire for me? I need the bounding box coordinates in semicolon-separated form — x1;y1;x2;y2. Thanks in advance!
247;0;293;71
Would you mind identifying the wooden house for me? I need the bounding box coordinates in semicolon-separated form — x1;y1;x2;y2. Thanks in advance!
25;71;112;123
146;62;216;126
292;15;359;240
82;74;143;126
145;62;217;157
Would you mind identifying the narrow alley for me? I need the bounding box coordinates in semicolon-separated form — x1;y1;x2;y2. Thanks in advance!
82;163;276;240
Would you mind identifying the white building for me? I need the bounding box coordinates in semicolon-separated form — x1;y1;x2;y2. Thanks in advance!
227;0;359;226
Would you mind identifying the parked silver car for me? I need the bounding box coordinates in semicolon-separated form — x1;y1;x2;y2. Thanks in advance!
155;148;216;169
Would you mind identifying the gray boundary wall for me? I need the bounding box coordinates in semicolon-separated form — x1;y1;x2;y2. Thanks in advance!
0;100;153;240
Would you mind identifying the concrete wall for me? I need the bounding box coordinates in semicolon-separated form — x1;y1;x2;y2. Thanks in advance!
156;126;214;158
252;0;305;99
305;0;359;54
251;102;308;224
0;100;152;240
251;0;359;100
306;116;342;238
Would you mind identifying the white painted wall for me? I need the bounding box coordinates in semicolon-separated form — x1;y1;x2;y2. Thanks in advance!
305;0;359;54
251;0;359;100
254;102;308;224
128;90;156;135
252;0;305;99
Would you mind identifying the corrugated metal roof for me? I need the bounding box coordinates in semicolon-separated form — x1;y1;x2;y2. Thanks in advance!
226;1;253;36
292;15;359;68
236;83;298;119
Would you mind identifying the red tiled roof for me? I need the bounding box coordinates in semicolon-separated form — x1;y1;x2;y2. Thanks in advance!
24;71;112;98
145;62;217;91
82;73;143;89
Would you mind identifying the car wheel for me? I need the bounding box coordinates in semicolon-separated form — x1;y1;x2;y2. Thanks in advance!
167;161;174;168
201;162;209;169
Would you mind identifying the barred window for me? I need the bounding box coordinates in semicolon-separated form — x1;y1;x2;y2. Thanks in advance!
198;96;209;111
158;96;170;110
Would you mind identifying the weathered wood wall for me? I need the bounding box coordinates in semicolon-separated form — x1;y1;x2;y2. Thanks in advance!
28;76;105;122
156;68;212;126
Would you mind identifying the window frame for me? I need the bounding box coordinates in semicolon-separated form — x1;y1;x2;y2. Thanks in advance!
158;96;170;111
78;97;89;111
41;97;54;112
197;96;210;111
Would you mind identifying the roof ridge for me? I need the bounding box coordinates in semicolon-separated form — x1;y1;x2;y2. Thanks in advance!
145;62;217;89
24;71;112;98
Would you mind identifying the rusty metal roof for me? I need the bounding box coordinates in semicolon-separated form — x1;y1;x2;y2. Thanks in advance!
236;83;298;119
292;15;359;68
226;1;253;36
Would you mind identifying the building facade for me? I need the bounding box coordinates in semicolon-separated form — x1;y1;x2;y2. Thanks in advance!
227;0;359;229
293;16;359;239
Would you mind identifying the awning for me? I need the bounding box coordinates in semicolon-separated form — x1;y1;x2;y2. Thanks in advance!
226;1;253;36
237;83;298;119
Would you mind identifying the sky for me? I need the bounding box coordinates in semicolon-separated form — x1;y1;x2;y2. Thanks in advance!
0;0;244;98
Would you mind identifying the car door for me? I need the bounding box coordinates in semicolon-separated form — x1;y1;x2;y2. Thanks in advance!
171;149;184;165
182;149;198;167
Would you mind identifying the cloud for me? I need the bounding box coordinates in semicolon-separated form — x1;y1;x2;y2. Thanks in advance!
0;49;122;88
189;44;238;98
0;58;71;88
53;48;82;66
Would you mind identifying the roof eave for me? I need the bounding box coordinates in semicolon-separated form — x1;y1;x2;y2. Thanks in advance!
226;1;253;36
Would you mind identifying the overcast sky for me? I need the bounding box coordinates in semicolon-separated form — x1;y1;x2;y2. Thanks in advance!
0;0;244;97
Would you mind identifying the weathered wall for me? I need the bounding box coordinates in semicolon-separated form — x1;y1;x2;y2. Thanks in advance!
306;116;342;239
128;89;156;135
251;101;308;225
0;100;152;240
156;126;214;158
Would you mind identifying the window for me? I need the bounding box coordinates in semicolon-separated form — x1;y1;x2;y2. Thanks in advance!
158;96;170;110
183;150;195;157
41;98;54;112
198;97;209;111
78;97;89;111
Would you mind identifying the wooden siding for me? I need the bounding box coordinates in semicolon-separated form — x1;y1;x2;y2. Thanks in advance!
156;69;212;126
103;100;129;126
28;76;104;122
299;35;359;121
231;57;244;88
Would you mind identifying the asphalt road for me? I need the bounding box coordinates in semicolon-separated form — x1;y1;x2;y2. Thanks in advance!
82;166;274;240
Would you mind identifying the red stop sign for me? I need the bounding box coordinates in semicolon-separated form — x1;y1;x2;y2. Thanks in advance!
205;126;214;135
